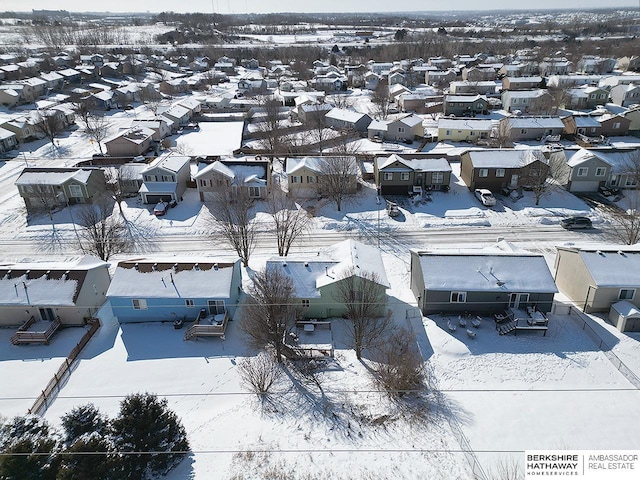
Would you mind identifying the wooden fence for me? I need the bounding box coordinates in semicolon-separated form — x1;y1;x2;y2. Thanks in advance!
28;318;101;416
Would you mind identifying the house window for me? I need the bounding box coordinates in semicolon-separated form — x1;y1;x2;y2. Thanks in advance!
69;184;82;197
290;176;301;183
446;130;451;135
577;167;588;177
595;167;606;177
185;299;195;307
450;292;467;303
520;129;527;135
613;122;621;129
132;299;147;310
161;175;175;182
625;177;637;187
248;186;260;197
619;289;635;300
307;175;317;183
301;299;310;308
398;127;405;133
478;169;489;178
432;172;444;184
496;168;505;178
199;179;206;187
208;300;226;315
610;175;618;186
384;172;393;181
400;172;410;181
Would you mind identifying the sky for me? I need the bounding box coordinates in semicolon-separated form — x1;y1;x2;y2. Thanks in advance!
3;0;639;14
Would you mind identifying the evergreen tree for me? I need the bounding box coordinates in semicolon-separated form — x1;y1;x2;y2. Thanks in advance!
111;393;189;480
0;415;60;480
58;404;114;480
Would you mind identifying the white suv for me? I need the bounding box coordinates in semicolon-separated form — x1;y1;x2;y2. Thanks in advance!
474;188;497;207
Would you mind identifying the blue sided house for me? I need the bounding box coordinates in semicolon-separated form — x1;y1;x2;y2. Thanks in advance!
107;258;242;329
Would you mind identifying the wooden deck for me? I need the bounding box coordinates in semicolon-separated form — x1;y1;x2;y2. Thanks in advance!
184;311;229;340
11;317;62;345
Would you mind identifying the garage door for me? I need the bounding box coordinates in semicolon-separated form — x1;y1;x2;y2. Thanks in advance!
145;194;173;204
569;181;600;193
624;316;640;332
380;185;409;195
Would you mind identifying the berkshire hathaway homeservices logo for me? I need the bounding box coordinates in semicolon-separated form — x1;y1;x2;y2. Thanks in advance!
525;451;640;479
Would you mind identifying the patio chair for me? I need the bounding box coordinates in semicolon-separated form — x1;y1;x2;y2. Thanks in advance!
466;329;477;339
458;315;467;328
472;317;482;328
447;320;457;332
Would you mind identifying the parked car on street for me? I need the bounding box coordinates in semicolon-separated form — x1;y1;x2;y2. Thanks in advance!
153;201;169;216
560;216;592;230
474;188;496;207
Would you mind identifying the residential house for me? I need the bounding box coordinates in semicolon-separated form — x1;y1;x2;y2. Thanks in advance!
539;58;572;76
139;153;191;204
1;115;41;143
0;87;20;106
194;156;271;202
107;257;242;326
237;77;267;95
449;81;497;96
91;90;115;111
324;108;372;132
374;154;452;195
0;127;18;153
286;156;358;198
577;56;616;74
501;76;543;91
595;113;631;136
425;69;456;87
561;115;602;140
104;127;155;158
547;75;603;89
462;67;496;82
498;62;539;78
567;147;640;191
57;68;82;84
313;72;347;92
367;114;424;142
610;83;640;108
266;240;389;319
505;116;565;141
501;89;549;113
554;245;640;329
117;163;146;196
131;118;172;142
398;93;443;113
15;167;107;213
564;148;612;192
437;118;497;142
39;71;64;92
0;255;111;327
565;86;609;110
297;103;333;123
459;148;550;191
158;104;192;128
442;95;488;117
159;78;190;96
410;242;557;315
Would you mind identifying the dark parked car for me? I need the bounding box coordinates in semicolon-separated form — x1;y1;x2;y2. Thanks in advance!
153;201;169;216
561;216;592;230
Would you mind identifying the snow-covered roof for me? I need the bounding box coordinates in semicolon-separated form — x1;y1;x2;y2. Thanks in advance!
0;255;107;306
142;153;190;174
106;258;239;299
571;247;640;287
15;168;94;186
376;154;451;172
326;108;368;123
611;300;640;318
438;118;496;130
267;240;389;298
445;94;486;103
413;250;557;293
465;149;546;168
566;148;640;173
508;117;565;129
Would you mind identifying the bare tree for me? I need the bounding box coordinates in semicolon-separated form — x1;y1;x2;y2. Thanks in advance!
207;185;257;267
371;79;391;119
77;196;132;261
307;107;330;153
32;111;65;148
71;96;96;130
544;86;568;115
608;151;640;244
267;189;312;256
492;118;513;148
329;94;352;109
373;327;425;397
489;456;524;480
139;87;162;115
237;352;283;397
334;268;390;360
85;113;110;155
29;184;63;226
318;156;359;212
239;267;298;363
102;166;137;221
517;151;551;205
329;128;361;156
255;95;284;155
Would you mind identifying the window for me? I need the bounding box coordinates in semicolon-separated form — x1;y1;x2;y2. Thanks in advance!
432;172;444;184
496;168;505;178
577;167;588;177
613;122;621;129
248;186;260;197
290;176;300;183
450;292;467;303
161;175;175;182
69;184;82;197
301;299;310;308
478;169;489;178
400;172;410;181
619;289;635;300
185;299;195;308
199;179;206;187
626;177;637;187
208;300;226;315
398;127;405;133
595;167;606;177
520;129;527;135
306;175;317;183
132;299;147;310
610;175;618;186
446;130;451;135
384;172;393;181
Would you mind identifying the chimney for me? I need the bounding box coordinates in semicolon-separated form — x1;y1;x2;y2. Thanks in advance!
134;263;139;271
214;263;218;270
152;263;158;271
194;263;200;271
173;263;179;272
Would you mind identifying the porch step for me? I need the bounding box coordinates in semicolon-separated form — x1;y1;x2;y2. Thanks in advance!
497;321;517;335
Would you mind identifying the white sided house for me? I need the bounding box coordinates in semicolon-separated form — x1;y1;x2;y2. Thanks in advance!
0;255;110;327
139;153;191;204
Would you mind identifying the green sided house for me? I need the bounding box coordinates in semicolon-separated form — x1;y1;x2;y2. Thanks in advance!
266;240;389;319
